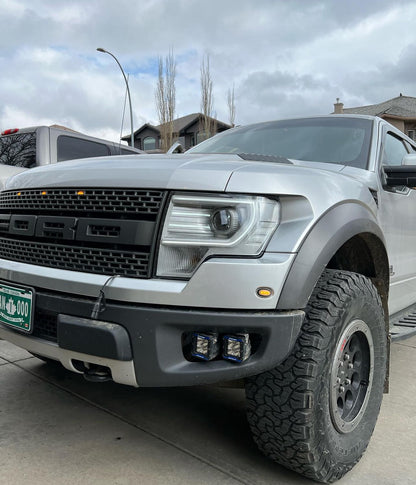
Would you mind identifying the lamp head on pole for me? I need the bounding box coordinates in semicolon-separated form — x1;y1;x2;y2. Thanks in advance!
95;47;134;147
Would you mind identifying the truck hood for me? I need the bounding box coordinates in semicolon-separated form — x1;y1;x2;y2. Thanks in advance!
5;154;250;192
0;165;28;190
4;153;378;201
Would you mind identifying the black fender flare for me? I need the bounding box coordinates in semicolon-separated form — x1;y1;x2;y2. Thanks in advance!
277;202;388;310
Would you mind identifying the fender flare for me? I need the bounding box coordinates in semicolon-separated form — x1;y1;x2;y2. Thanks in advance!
277;202;387;310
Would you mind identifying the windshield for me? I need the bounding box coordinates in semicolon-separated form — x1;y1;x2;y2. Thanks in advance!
188;117;373;169
0;131;37;168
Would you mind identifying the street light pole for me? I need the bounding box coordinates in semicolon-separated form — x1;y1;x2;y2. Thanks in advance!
97;47;134;148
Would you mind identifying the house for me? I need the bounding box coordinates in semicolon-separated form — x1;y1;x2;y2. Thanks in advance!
333;94;416;140
122;113;231;152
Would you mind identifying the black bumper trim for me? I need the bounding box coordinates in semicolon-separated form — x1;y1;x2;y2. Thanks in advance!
4;287;305;387
57;315;133;361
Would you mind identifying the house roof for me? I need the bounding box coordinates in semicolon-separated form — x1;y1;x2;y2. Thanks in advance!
342;95;416;119
122;113;230;140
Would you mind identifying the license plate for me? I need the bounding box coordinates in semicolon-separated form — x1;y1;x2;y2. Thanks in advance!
0;282;34;333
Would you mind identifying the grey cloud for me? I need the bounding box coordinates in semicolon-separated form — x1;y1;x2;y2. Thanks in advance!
332;43;416;108
235;70;335;122
1;0;416;138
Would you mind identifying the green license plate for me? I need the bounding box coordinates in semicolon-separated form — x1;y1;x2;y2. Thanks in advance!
0;282;34;333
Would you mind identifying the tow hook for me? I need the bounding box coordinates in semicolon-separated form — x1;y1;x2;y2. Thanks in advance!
83;364;112;383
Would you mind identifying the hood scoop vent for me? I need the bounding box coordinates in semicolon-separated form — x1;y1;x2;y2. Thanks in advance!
237;153;292;164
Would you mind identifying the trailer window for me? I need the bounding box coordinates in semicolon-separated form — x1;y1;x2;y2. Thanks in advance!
57;135;111;162
0;131;37;168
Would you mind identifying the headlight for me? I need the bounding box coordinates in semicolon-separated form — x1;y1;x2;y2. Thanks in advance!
157;193;280;278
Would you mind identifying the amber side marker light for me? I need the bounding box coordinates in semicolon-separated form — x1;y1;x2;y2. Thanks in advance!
256;287;274;298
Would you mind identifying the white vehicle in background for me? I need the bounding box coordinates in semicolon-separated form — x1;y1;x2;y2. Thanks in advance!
0;125;143;187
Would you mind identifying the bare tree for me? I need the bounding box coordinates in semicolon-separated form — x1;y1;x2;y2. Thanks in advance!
200;53;215;140
155;49;176;151
227;84;236;127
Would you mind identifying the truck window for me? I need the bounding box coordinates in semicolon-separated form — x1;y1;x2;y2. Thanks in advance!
382;133;408;166
189;117;372;169
0;131;37;168
57;135;111;162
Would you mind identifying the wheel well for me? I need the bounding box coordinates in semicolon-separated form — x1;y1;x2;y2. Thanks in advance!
327;233;389;323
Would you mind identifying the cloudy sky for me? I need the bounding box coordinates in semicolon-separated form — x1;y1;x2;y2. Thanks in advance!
2;0;416;143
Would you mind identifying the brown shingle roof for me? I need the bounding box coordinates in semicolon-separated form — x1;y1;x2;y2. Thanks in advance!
122;113;230;140
342;95;416;118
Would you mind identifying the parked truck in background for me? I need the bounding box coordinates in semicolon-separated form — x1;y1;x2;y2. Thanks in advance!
0;114;415;482
0;125;143;187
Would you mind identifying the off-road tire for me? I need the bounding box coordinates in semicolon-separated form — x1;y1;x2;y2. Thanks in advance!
246;270;387;483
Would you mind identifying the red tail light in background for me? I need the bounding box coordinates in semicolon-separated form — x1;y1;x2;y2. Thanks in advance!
1;129;19;135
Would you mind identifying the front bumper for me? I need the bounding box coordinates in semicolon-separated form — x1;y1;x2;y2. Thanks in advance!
0;253;295;310
0;286;304;387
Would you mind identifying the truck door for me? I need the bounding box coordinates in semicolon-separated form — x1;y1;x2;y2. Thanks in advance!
378;128;416;315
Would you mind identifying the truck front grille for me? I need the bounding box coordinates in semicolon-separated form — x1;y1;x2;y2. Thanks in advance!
0;188;164;216
0;238;150;277
0;188;167;278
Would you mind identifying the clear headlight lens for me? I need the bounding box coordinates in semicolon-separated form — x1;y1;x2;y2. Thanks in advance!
156;193;280;278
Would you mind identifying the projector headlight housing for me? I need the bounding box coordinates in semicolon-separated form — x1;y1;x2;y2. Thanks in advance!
156;193;280;278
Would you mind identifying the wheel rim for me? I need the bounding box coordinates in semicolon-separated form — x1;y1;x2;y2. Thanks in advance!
330;319;374;434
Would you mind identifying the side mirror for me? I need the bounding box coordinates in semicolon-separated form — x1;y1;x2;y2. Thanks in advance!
384;164;416;188
167;141;184;154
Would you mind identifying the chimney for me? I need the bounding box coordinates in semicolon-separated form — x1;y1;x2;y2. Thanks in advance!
334;98;344;114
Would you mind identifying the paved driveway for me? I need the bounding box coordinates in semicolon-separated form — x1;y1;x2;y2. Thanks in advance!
1;336;415;485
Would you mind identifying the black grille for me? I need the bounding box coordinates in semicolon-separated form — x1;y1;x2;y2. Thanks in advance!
0;238;150;277
0;188;166;278
0;188;164;217
32;309;57;342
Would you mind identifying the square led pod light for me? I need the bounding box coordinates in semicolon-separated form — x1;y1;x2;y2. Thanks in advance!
191;332;219;361
222;333;251;363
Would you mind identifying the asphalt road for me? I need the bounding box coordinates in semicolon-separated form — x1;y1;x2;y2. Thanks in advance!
1;336;415;485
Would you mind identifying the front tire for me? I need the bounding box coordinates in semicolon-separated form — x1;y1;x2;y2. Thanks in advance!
245;270;387;483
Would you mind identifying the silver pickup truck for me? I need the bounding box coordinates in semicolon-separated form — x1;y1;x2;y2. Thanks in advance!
0;115;415;483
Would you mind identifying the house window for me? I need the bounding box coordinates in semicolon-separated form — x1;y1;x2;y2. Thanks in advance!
196;131;209;145
143;136;157;151
407;130;415;141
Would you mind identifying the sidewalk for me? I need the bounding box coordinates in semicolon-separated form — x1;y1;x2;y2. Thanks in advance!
1;336;415;485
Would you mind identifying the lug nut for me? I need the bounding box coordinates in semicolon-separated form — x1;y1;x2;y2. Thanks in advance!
348;363;354;369
339;386;345;393
345;378;351;386
344;354;350;361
